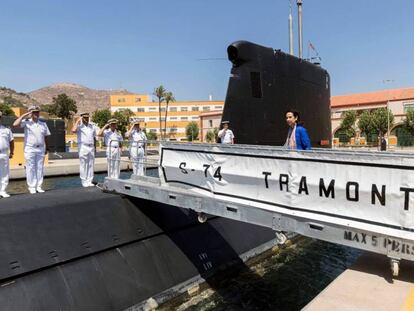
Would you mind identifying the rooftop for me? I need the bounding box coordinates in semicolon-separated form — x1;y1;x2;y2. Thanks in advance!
331;87;414;108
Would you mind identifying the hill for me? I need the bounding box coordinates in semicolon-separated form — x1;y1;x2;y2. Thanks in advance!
29;83;132;114
0;86;39;107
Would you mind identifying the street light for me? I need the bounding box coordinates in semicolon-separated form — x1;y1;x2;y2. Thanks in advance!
382;79;395;141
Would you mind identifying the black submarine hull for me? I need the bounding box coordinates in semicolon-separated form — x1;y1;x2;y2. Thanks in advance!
222;41;331;146
0;188;276;310
0;41;331;310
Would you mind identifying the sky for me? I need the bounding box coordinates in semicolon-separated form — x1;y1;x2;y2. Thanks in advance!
0;0;413;100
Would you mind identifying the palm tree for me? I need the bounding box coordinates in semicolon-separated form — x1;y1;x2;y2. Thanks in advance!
164;91;175;139
153;86;166;140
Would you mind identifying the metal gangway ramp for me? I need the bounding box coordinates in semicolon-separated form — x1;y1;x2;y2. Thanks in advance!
104;142;414;276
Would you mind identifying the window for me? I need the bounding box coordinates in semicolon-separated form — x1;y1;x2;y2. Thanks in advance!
149;117;157;121
149;107;157;111
169;128;177;133
169;107;177;112
160;108;166;112
203;106;210;111
117;98;126;103
160;117;166;121
137;108;145;112
209;120;213;127
192;107;199;111
181;117;188;120
404;102;414;112
135;98;141;102
137;118;145;122
170;117;178;120
181;107;188;112
215;106;223;110
149;129;157;133
192;116;199;120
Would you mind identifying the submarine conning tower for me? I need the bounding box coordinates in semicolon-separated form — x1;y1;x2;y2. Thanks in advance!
222;40;331;147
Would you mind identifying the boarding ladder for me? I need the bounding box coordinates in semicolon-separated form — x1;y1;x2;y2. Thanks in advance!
104;142;414;276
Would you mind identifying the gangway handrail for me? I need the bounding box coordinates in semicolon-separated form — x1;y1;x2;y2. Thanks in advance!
104;141;414;277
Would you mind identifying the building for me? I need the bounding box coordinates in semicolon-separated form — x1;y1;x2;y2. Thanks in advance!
110;94;224;141
199;110;223;142
331;87;414;144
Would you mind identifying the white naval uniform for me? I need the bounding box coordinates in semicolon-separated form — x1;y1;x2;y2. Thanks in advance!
76;122;99;187
104;129;123;179
128;129;147;176
0;125;13;194
218;128;234;144
21;119;51;192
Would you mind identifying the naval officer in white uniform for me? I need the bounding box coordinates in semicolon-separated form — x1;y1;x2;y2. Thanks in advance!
125;121;147;176
71;112;99;187
0;111;14;198
13;105;51;194
218;121;235;144
98;118;123;179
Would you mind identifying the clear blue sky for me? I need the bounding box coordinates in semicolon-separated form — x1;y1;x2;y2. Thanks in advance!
0;0;413;100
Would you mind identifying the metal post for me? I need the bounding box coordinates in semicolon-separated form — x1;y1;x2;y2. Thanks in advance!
297;0;303;59
289;1;294;55
387;100;390;138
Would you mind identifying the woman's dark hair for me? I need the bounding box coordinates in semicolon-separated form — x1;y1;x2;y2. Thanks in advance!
285;109;304;125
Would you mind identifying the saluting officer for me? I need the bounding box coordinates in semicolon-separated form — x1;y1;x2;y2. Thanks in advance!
13;106;51;194
125;121;147;176
0;111;14;198
98;119;123;179
218;121;235;144
71;112;99;187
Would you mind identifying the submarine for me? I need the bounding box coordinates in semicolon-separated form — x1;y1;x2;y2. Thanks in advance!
0;41;330;310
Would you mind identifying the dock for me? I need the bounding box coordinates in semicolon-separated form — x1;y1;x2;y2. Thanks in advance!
303;252;414;311
9;155;159;180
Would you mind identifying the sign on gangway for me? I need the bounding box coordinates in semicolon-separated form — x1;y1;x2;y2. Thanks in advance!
105;142;414;276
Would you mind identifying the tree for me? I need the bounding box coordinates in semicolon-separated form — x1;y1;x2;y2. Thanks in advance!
371;108;394;137
51;93;77;121
357;110;373;137
338;111;357;142
112;109;134;135
185;121;199;141
403;109;414;135
144;129;157;141
0;103;15;116
205;130;215;143
3;96;24;107
41;104;56;116
153;86;166;140
164;91;175;138
213;127;219;142
92;109;111;127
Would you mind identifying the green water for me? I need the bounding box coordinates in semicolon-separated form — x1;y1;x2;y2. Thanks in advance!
175;238;360;311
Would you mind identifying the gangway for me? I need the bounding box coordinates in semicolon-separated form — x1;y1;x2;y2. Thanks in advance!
103;142;414;276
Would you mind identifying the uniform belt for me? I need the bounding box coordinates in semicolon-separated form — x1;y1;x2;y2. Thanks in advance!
81;143;94;147
28;144;43;148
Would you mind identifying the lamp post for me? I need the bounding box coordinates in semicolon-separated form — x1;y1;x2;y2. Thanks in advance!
382;79;395;143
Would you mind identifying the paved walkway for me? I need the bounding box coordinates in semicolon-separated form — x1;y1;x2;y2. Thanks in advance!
10;156;159;180
303;252;414;311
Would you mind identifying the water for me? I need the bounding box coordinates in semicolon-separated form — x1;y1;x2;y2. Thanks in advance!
175;239;361;311
8;172;361;310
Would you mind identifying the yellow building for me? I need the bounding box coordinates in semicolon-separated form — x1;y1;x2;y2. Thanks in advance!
110;94;224;141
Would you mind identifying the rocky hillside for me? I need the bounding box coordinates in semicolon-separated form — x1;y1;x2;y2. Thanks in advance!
0;86;39;107
29;83;132;114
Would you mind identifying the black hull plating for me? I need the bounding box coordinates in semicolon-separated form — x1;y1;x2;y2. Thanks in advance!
0;188;275;310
